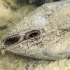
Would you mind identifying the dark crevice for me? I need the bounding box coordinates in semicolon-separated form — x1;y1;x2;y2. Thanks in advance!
32;0;60;7
32;0;47;6
54;0;60;1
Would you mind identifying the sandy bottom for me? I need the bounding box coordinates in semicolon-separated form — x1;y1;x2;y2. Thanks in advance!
0;0;70;70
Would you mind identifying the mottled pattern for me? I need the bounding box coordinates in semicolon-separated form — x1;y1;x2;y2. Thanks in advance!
0;0;70;70
1;0;70;60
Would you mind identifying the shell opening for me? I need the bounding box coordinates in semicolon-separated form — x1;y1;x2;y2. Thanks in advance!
3;36;20;46
24;30;40;40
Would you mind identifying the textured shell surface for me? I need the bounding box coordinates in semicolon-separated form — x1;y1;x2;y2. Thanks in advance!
1;0;70;60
